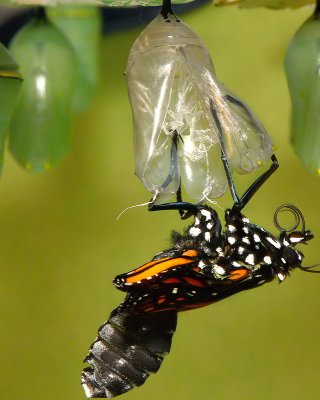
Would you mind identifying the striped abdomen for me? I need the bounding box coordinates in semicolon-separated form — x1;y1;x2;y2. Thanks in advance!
81;307;177;398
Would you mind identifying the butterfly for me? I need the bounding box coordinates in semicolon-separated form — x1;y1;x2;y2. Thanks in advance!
81;197;316;398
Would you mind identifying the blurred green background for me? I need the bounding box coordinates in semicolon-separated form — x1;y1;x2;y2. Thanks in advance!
1;4;320;400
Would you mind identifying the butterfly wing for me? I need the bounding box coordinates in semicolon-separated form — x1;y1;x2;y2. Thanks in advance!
113;249;200;291
113;248;274;313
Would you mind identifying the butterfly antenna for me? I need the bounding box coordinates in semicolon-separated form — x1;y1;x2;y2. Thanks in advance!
299;264;320;273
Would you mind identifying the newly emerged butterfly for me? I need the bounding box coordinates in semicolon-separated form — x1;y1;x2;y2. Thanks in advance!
126;5;273;203
81;199;315;398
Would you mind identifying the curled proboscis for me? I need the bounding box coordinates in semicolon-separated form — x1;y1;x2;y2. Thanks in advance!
273;204;306;233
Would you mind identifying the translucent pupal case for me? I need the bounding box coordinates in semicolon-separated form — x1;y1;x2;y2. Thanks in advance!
126;14;273;203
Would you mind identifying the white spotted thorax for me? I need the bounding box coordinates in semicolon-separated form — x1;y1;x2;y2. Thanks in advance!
183;205;311;283
188;207;220;247
126;12;273;204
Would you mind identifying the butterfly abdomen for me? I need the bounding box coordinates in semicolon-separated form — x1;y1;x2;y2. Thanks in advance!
81;308;177;398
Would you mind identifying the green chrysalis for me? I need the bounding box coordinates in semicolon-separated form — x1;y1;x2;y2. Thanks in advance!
285;6;320;175
0;42;23;175
9;10;76;173
47;6;101;112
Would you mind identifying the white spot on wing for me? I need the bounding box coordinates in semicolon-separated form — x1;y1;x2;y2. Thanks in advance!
245;253;255;265
216;247;224;256
242;217;250;223
263;256;272;264
278;272;286;281
189;227;201;237
243;227;249;234
267;237;281;249
228;236;236;245
213;265;226;275
228;224;236;232
238;246;245;255
232;261;242;267
207;222;213;229
253;234;261;243
201;209;212;221
205;231;211;241
242;237;250;245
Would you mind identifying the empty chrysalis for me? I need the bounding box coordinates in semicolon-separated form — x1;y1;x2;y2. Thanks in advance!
0;42;23;174
9;10;76;173
285;4;320;175
47;6;101;112
126;10;273;203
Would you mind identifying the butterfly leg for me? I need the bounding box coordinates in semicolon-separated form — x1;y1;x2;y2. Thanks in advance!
158;129;180;194
235;153;279;211
161;0;175;18
148;198;198;219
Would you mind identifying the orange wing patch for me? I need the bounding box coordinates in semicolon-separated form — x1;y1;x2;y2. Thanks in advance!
182;249;199;257
162;277;181;284
125;257;196;284
183;276;205;287
125;257;170;275
228;268;249;281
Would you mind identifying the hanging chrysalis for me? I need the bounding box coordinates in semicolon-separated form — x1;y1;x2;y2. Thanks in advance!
9;10;76;173
0;42;23;174
126;8;273;204
47;6;101;112
285;4;320;175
